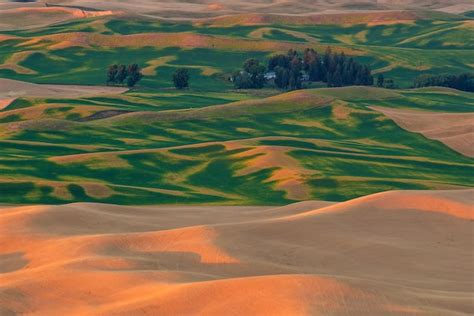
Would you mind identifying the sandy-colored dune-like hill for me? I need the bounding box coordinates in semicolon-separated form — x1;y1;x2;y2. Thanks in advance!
27;0;474;17
1;189;472;315
0;78;128;110
371;105;474;158
1;0;472;25
0;4;115;30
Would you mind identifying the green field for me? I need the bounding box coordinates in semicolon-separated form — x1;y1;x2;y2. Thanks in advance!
0;12;473;204
1;14;473;88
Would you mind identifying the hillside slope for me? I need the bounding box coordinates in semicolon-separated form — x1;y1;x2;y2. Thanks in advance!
29;0;474;18
1;189;472;315
1;86;472;204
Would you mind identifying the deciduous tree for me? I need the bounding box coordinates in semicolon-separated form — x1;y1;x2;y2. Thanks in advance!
173;68;190;89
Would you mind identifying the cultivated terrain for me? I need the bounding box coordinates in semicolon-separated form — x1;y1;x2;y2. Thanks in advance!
0;0;473;315
1;190;473;315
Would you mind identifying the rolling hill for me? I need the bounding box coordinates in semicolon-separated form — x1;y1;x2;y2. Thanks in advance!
1;189;472;315
1;2;473;315
1;85;472;204
0;3;473;205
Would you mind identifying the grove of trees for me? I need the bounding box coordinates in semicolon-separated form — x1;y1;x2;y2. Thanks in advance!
233;47;374;90
270;49;304;90
413;73;473;92
106;64;143;87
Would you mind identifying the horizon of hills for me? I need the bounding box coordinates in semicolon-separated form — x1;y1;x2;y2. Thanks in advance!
4;0;474;18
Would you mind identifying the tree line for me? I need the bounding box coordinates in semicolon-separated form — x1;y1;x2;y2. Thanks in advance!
106;65;190;89
413;73;473;92
233;47;375;90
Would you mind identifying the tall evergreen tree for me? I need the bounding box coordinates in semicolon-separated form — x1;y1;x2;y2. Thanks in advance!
363;65;374;85
289;56;302;90
342;59;352;85
332;64;343;87
317;55;327;82
303;48;320;81
323;47;332;69
354;65;363;85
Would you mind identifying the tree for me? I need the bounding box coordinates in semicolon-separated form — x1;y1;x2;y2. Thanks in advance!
233;70;252;89
354;65;363;85
243;58;266;89
233;59;265;89
289;56;302;90
365;66;374;86
116;65;128;85
268;54;290;71
274;66;290;89
376;74;384;87
353;65;373;86
126;64;143;88
331;64;343;87
316;56;327;82
287;49;298;59
173;68;190;89
106;64;118;85
323;47;335;74
303;48;320;81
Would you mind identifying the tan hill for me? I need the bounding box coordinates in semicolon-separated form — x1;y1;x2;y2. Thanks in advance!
2;0;472;22
1;189;472;315
0;78;127;110
0;5;115;30
371;105;474;157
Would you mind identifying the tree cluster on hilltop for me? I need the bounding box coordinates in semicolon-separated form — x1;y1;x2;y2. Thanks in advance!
233;47;374;90
413;73;473;92
107;64;143;87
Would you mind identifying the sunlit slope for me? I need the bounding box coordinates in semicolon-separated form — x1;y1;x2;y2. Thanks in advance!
0;10;472;204
0;6;114;31
0;13;472;88
1;189;472;315
1;86;472;204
